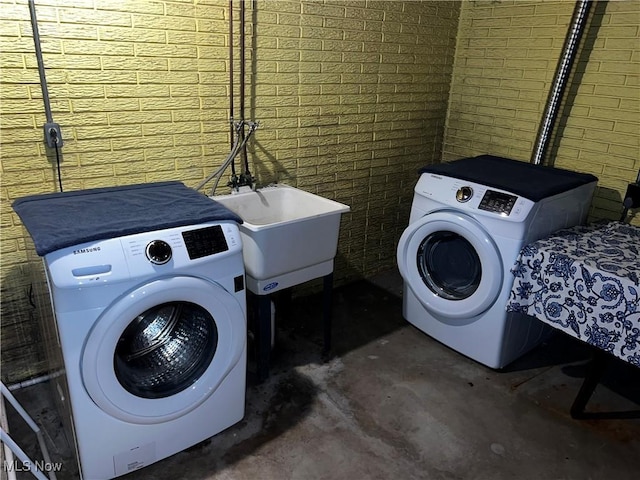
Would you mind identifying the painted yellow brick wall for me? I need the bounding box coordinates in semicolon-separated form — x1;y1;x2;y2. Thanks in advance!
0;0;460;382
444;0;640;224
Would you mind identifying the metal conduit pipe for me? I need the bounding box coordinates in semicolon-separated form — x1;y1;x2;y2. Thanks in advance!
531;0;593;166
239;0;250;177
28;0;52;124
239;0;246;128
229;0;236;177
29;0;64;190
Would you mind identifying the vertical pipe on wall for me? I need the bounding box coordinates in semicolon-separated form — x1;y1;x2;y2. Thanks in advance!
531;0;593;166
229;0;236;177
239;0;250;175
239;0;246;126
28;0;52;124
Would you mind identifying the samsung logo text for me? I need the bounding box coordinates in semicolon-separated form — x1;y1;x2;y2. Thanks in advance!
73;246;101;255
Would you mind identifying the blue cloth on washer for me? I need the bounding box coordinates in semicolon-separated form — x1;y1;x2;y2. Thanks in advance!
13;181;243;256
419;155;598;202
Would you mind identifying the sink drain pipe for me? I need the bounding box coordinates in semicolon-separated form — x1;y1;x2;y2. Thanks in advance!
530;0;593;166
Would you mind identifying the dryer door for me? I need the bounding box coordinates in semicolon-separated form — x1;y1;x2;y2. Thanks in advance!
397;210;503;319
81;275;245;424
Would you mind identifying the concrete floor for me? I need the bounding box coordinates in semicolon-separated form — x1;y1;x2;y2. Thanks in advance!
5;269;640;480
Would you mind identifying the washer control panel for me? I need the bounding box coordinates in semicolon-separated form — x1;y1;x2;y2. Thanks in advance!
181;225;228;260
45;221;243;287
478;190;518;215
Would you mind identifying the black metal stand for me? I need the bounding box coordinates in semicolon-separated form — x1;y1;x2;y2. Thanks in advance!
256;294;272;382
570;348;640;420
252;273;334;382
322;273;333;356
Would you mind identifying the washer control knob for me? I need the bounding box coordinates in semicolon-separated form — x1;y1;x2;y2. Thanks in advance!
146;240;172;265
456;186;473;203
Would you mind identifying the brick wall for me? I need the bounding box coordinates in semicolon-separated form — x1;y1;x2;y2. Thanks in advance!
444;0;640;223
2;0;637;383
0;0;460;382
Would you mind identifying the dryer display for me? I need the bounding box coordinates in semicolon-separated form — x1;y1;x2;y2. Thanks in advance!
479;190;517;215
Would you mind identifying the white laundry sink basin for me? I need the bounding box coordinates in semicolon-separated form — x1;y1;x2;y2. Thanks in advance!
213;184;350;294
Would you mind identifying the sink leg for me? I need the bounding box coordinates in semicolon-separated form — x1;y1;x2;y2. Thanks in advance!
253;273;333;379
257;294;272;382
322;273;333;356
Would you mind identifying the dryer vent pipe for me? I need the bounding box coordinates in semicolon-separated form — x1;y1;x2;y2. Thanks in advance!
530;0;593;166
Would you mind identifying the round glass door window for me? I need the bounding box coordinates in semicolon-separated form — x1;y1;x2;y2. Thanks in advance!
417;231;481;300
114;301;218;399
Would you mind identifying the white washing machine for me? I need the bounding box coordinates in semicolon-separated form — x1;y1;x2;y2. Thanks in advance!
397;155;598;368
13;182;248;479
41;220;246;479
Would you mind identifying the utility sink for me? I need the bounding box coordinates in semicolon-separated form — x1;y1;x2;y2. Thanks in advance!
213;184;350;294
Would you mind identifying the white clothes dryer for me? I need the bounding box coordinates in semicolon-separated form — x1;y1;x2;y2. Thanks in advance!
397;155;598;368
41;221;246;479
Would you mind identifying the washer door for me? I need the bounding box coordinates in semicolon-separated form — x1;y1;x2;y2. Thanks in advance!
81;275;245;424
397;210;503;319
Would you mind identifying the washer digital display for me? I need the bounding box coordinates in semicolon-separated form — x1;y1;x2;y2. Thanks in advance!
182;225;229;259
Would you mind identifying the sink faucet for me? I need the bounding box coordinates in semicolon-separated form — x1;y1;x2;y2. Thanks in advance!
238;172;255;190
224;120;260;193
228;172;255;192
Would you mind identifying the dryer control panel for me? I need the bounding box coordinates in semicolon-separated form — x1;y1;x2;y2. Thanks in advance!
412;173;536;223
478;190;517;215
